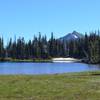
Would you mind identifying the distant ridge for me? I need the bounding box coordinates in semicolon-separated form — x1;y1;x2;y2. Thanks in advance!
59;31;84;41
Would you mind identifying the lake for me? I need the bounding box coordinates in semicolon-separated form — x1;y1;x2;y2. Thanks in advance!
0;62;100;75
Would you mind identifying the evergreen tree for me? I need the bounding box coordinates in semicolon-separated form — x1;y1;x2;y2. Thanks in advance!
0;37;5;59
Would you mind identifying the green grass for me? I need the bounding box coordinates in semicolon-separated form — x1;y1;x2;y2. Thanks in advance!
11;59;51;62
0;72;100;100
2;58;52;62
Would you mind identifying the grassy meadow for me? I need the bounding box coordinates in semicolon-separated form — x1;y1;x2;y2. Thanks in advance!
0;72;100;100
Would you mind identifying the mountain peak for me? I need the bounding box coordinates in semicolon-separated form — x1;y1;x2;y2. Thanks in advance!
72;31;79;34
59;31;84;41
72;30;78;33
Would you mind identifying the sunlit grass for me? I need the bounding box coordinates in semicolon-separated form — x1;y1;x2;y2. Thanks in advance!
0;72;100;100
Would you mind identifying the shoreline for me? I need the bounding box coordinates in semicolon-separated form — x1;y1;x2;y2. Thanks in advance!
0;59;52;63
0;57;81;63
52;57;81;63
0;57;95;64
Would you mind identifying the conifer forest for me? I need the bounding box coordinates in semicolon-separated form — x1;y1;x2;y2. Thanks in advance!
0;31;100;64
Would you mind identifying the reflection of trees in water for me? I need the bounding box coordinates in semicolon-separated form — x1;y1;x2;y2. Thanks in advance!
87;64;100;70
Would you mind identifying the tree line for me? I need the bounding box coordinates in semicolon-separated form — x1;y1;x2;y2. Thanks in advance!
0;31;100;63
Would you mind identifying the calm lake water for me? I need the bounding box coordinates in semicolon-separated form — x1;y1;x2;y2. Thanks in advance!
0;62;100;75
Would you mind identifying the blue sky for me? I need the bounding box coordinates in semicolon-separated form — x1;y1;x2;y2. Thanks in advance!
0;0;100;42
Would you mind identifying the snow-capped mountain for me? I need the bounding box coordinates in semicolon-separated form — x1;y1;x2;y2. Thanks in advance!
59;31;84;41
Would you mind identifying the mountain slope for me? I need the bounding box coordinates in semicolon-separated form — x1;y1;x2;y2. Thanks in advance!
59;31;84;41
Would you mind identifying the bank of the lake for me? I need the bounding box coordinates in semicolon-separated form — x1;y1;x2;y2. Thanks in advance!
0;57;97;64
0;58;52;62
0;71;100;100
0;57;81;63
52;57;81;63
